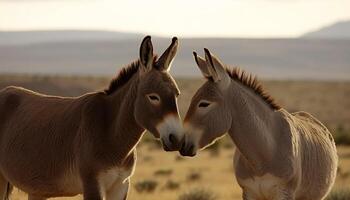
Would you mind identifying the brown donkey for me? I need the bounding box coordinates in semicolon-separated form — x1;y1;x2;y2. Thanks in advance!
180;49;338;200
0;36;184;200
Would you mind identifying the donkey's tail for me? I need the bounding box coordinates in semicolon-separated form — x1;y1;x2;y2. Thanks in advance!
4;182;13;200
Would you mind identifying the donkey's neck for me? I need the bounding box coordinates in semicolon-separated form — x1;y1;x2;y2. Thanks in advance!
106;74;144;164
227;80;282;172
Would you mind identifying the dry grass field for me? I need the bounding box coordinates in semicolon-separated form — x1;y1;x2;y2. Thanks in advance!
0;74;349;200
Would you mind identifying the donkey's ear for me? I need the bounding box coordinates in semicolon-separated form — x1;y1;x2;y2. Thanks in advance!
156;37;179;71
139;35;154;73
204;48;230;84
193;51;210;78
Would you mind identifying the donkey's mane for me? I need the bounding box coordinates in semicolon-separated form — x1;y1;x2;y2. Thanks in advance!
104;60;140;95
225;67;281;110
104;56;158;95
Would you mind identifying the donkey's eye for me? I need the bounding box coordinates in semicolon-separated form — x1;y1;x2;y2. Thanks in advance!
198;101;211;108
147;93;160;104
149;95;159;100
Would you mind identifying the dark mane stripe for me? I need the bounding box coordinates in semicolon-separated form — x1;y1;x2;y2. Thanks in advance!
104;60;140;95
105;56;158;95
226;67;281;110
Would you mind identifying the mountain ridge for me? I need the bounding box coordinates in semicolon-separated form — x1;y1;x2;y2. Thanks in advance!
1;38;349;80
302;20;350;39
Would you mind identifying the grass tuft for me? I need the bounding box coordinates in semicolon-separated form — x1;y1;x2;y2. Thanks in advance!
326;188;350;200
333;125;350;146
178;188;217;200
164;180;180;190
154;169;173;176
187;171;201;182
134;179;158;193
205;141;221;156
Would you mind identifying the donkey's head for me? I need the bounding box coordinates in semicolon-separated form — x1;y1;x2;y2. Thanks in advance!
180;49;232;156
134;36;183;151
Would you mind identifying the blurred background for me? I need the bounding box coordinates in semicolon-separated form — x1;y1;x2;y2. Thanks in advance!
0;0;349;199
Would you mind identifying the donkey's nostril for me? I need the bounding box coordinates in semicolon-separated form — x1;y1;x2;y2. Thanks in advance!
169;133;178;145
181;140;186;149
188;144;194;154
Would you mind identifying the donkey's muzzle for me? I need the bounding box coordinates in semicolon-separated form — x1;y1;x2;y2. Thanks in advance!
161;133;183;152
179;141;196;157
168;133;179;146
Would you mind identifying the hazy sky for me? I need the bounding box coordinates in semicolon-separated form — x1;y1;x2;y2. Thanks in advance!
1;0;350;38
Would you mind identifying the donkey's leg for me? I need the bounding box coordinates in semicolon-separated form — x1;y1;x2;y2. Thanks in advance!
105;178;130;200
82;176;103;200
0;173;12;200
28;195;46;200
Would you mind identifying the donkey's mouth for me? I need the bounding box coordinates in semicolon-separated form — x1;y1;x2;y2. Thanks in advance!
179;142;196;157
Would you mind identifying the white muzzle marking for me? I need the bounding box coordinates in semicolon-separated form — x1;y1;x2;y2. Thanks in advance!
156;115;183;143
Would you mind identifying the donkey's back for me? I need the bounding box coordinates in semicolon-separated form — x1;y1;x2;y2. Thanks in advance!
0;86;90;197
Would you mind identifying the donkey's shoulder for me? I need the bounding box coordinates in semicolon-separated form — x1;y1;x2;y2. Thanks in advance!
81;92;111;124
82;92;108;110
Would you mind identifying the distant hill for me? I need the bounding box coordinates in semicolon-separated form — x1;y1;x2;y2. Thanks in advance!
302;20;350;39
0;30;142;45
1;37;349;80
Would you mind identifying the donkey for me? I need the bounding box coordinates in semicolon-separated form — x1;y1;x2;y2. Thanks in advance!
0;36;184;200
180;48;338;200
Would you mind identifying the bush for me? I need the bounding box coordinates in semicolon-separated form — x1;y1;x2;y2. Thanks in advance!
187;171;201;181
164;180;180;190
333;125;350;146
178;188;217;200
175;155;185;161
141;132;163;149
154;169;173;176
223;140;234;149
141;133;155;144
222;135;234;149
326;188;350;200
337;166;350;179
142;155;153;162
206;141;220;156
134;179;158;193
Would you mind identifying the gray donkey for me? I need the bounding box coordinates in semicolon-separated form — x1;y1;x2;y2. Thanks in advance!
0;36;184;200
180;49;338;200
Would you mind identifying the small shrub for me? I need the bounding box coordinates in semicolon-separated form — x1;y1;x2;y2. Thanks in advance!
326;188;350;200
337;166;350;179
154;169;173;176
223;141;233;149
149;140;163;150
205;141;220;156
142;155;153;162
333;125;350;146
164;180;180;190
134;180;158;193
141;133;163;149
178;188;217;200
141;133;155;144
222;135;234;149
187;171;201;181
175;155;185;161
